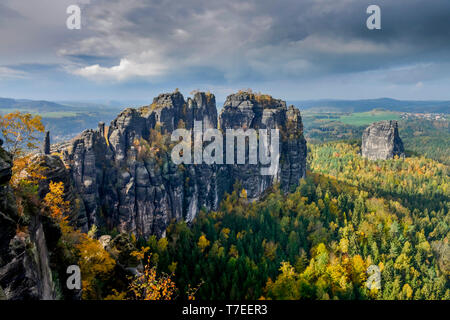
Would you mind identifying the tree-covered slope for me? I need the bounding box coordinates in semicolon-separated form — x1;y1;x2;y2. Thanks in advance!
144;142;449;300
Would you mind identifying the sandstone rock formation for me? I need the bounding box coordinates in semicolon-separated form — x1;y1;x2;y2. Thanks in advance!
0;90;308;299
32;153;88;232
219;92;307;200
362;120;405;160
52;91;307;239
0;147;57;300
0;142;12;185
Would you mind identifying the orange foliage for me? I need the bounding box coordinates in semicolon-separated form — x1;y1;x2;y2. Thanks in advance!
129;256;177;300
42;181;73;234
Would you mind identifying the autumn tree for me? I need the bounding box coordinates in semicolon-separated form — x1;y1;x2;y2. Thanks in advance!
129;256;177;300
0;111;45;159
0;112;46;188
43;181;70;226
197;234;210;253
76;233;116;299
42;181;116;300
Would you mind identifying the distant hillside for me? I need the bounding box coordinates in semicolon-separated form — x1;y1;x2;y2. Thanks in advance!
2;96;449;143
289;98;450;113
0;97;121;142
0;97;78;113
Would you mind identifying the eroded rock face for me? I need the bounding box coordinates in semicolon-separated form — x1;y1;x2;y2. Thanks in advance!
362;120;405;160
0;145;12;185
219;92;307;200
32;154;88;232
0;148;57;300
54;91;307;239
0;215;56;300
53;92;219;238
0;146;15;272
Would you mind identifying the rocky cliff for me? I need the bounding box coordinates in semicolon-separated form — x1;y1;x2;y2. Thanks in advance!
361;120;405;160
0;144;58;300
219;92;307;200
53;91;307;239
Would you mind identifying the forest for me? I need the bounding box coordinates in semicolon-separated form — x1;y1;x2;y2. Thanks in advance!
139;142;448;300
303;113;449;165
1;112;448;300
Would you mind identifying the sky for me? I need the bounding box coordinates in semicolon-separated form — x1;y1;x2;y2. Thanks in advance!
1;0;450;103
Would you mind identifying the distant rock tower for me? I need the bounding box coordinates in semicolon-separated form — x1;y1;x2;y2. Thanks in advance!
44;131;50;155
362;120;404;160
98;122;105;138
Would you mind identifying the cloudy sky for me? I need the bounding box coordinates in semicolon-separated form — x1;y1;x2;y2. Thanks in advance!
1;0;450;102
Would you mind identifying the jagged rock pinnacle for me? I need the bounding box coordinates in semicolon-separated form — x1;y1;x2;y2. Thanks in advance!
44;131;50;155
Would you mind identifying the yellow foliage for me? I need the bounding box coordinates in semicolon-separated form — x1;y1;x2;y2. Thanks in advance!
0;111;45;159
131;246;150;261
401;284;413;300
339;238;349;254
43;181;69;220
157;237;169;252
221;228;231;239
42;181;72;234
129;257;176;300
76;233;116;299
11;155;47;187
197;234;210;252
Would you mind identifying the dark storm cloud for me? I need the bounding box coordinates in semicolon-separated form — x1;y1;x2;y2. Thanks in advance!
60;0;450;82
1;0;450;86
